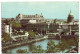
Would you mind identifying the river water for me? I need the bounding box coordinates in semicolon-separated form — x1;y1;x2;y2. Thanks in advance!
7;39;60;54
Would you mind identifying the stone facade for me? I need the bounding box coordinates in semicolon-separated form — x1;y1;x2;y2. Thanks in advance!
67;11;74;23
16;13;44;22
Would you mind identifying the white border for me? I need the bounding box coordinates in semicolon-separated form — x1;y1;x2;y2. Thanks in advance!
0;0;79;2
0;2;1;54
0;0;80;54
79;0;80;53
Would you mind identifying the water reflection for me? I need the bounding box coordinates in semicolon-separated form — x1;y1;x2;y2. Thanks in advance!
7;39;60;53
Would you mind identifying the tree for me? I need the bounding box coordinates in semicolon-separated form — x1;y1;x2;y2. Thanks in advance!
16;49;28;53
68;38;76;46
57;42;68;52
75;35;79;52
2;33;12;42
32;45;44;53
46;40;56;53
37;45;44;53
28;30;35;39
9;21;22;29
2;19;10;25
57;38;76;52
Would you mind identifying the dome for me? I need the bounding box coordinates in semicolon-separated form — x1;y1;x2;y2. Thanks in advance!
69;12;73;15
69;10;73;15
67;10;74;23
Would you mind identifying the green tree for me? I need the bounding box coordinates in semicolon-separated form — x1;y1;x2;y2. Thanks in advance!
2;19;10;25
57;38;74;52
46;40;56;53
57;42;67;52
75;35;79;52
32;45;44;53
28;30;35;39
9;21;22;28
2;33;12;42
37;45;44;53
16;49;28;53
68;38;76;46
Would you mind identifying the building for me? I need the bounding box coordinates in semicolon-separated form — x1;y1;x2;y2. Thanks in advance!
2;18;16;21
67;10;74;23
2;23;12;36
45;19;54;23
2;23;6;34
16;13;44;23
29;20;36;23
11;31;29;41
4;25;10;34
2;23;9;34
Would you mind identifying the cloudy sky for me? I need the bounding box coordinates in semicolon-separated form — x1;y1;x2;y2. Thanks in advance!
1;2;79;19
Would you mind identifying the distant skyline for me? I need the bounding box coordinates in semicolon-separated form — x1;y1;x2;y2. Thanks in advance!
1;2;79;19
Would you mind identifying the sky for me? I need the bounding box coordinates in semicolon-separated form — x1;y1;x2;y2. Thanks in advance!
1;2;79;19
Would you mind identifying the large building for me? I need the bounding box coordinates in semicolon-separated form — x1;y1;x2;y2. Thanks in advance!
67;11;74;23
2;23;12;36
16;13;44;23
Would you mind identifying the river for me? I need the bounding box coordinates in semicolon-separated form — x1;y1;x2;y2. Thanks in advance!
7;39;60;53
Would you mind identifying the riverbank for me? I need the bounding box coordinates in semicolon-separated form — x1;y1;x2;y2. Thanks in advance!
2;35;78;53
2;36;48;51
5;39;60;53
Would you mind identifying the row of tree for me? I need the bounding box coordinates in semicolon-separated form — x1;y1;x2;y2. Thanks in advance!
16;36;78;53
2;33;12;42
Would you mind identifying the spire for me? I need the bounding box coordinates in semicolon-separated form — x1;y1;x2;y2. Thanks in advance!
70;10;71;13
69;10;73;15
41;13;42;16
